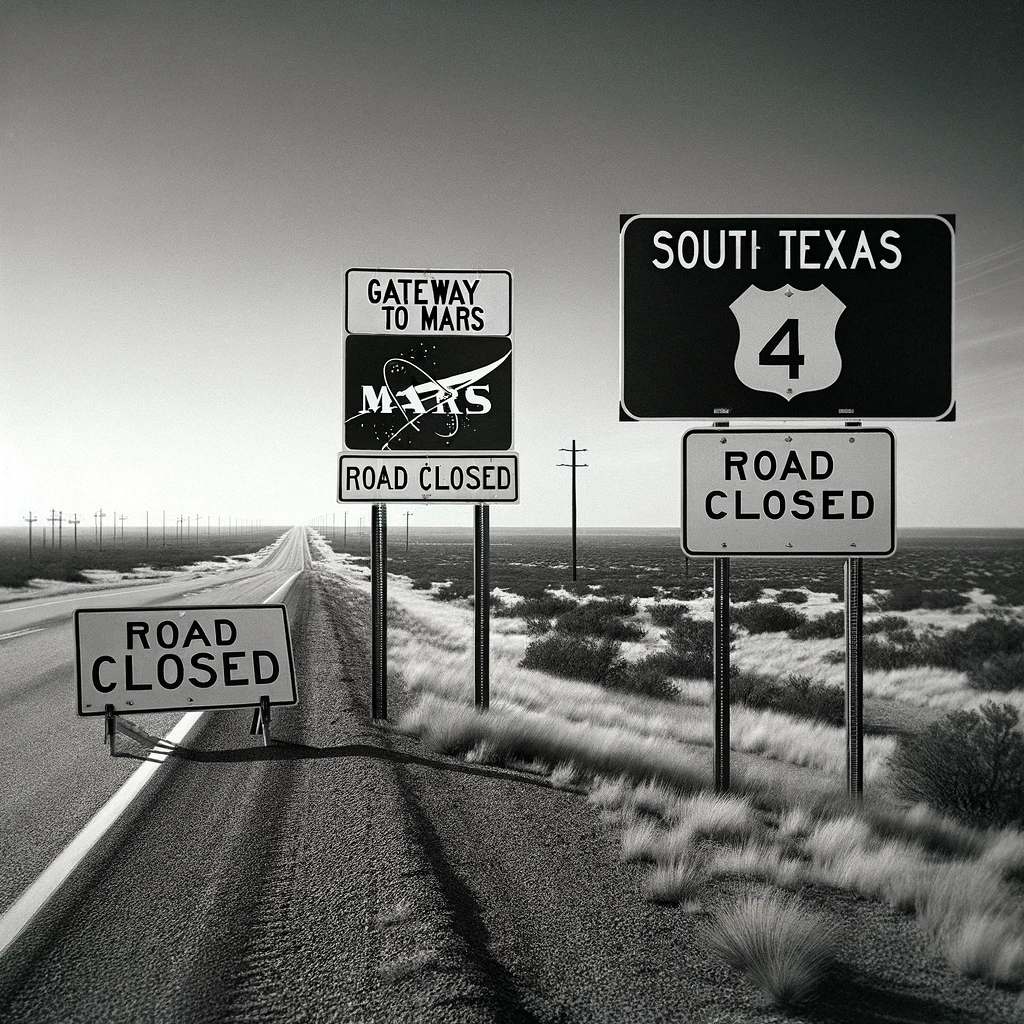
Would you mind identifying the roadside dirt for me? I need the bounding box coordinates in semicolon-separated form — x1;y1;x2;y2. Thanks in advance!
293;568;1022;1024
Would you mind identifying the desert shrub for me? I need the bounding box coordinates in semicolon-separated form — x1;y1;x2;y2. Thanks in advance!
776;589;809;605
520;633;622;683
732;602;807;634
649;602;690;628
604;657;677;701
665;618;714;679
969;652;1024;693
730;581;765;603
860;636;923;671
433;581;473;602
410;578;434;590
705;892;836;1009
788;610;845;640
864;614;911;635
498;591;576;619
924;617;1024;676
879;585;970;611
555;601;645;642
886;701;1024;829
730;673;844;727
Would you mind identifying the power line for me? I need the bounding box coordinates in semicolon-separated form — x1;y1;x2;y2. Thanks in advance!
557;440;588;582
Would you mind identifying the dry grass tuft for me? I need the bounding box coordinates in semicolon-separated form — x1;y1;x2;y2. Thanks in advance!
642;850;706;904
705;891;836;1009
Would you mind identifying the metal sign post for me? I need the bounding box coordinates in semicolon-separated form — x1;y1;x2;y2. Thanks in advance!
474;504;490;710
713;557;730;793
845;557;864;797
371;503;387;720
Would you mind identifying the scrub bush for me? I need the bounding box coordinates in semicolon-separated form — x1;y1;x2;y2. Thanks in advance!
649;602;690;628
730;673;844;727
788;610;845;640
705;892;836;1009
732;602;807;634
776;589;809;604
555;601;645;642
665;617;714;679
520;633;622;683
879;585;970;611
886;701;1024;829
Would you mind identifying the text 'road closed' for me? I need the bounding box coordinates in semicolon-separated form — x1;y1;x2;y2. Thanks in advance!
682;429;895;557
75;605;297;715
338;454;519;503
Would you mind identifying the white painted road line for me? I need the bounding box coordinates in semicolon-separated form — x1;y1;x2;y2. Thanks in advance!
0;629;44;642
0;563;304;960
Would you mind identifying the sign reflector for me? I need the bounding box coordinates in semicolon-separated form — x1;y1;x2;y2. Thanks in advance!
75;605;296;716
682;428;895;557
338;453;519;503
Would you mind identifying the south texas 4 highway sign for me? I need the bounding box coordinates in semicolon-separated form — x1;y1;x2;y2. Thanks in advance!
621;215;954;420
682;429;895;557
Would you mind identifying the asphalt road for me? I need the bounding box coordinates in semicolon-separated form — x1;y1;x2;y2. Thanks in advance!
1;534;1019;1023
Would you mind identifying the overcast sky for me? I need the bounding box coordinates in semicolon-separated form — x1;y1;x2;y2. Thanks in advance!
2;0;1021;531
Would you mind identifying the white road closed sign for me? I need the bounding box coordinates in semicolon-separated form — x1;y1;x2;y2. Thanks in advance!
346;269;512;335
682;429;895;557
338;453;519;503
75;605;296;715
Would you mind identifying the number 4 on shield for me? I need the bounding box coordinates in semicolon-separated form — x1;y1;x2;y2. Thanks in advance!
731;284;845;401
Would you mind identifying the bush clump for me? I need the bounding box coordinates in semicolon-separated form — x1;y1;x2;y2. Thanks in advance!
732;602;807;635
555;600;645;642
970;651;1024;692
705;892;836;1009
730;673;844;727
649;601;690;628
776;589;809;605
664;618;714;679
520;633;621;683
788;610;845;641
886;701;1024;829
879;585;970;611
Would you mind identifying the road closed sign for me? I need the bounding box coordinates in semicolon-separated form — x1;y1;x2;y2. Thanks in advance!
682;429;895;557
338;453;519;503
75;605;296;715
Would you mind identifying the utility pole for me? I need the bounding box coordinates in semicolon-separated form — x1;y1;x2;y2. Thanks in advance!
557;440;588;582
404;511;413;551
119;514;126;541
69;514;80;551
96;509;106;551
58;511;63;549
48;509;58;548
24;512;37;559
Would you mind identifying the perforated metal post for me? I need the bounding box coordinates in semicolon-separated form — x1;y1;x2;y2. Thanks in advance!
371;503;387;721
713;557;730;792
474;504;490;710
845;556;864;797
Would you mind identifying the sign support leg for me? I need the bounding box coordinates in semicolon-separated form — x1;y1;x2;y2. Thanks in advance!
474;503;490;711
845;556;864;797
371;503;388;721
249;695;272;746
713;557;730;793
104;704;117;757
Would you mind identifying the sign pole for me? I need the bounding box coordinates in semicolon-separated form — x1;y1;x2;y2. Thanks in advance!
371;503;387;721
713;556;730;793
845;556;864;797
474;504;490;710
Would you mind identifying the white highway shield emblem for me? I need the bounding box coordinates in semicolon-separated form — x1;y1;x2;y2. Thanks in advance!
731;284;845;401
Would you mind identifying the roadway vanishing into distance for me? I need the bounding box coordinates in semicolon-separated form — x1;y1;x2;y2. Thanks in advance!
2;526;1014;1023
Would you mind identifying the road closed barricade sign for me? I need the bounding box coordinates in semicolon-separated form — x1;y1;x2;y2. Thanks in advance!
75;605;296;716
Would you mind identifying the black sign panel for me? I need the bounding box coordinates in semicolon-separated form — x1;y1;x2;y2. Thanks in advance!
344;335;513;451
621;215;954;420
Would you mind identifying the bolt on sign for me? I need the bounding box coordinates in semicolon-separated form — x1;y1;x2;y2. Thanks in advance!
75;605;296;715
681;429;895;557
620;215;954;420
338;453;519;503
344;269;513;452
